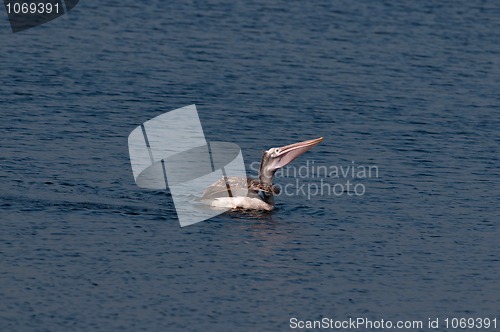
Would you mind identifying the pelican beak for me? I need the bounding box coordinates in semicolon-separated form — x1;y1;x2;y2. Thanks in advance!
267;137;323;171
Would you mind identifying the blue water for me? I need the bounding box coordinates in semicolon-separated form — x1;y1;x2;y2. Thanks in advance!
1;1;499;331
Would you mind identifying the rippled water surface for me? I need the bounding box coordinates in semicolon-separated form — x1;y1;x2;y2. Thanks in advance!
1;1;499;331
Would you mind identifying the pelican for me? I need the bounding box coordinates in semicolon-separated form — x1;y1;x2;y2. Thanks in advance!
200;137;323;211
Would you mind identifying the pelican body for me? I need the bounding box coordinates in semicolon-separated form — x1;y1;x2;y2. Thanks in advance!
201;137;323;210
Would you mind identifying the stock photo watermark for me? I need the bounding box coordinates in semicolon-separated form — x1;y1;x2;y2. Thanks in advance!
289;316;498;330
250;160;379;200
3;0;80;33
129;105;377;227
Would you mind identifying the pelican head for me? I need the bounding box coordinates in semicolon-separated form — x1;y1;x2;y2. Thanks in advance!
259;137;323;185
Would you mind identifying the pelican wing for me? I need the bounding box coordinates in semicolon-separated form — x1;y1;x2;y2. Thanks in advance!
201;176;256;200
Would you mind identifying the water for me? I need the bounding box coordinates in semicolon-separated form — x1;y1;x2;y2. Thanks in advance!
1;1;499;331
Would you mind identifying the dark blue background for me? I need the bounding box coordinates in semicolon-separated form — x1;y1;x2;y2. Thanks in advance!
1;1;498;331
